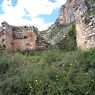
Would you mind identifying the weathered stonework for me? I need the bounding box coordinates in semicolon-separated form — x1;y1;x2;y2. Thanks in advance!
0;21;47;52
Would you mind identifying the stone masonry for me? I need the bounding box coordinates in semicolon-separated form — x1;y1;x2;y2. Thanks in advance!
0;21;47;52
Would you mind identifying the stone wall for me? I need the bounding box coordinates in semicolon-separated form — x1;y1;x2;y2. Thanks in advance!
0;21;47;52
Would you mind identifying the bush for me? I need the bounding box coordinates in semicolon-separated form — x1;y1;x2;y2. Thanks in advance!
0;49;95;95
40;50;62;65
0;61;9;74
57;24;77;51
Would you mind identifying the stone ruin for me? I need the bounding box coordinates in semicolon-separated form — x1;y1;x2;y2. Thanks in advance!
0;21;48;52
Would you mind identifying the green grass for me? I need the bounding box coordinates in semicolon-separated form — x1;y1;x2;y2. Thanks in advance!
0;48;95;95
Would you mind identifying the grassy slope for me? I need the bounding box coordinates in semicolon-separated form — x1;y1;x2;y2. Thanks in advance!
0;48;95;95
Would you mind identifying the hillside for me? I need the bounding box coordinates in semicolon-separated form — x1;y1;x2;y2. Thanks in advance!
40;0;95;50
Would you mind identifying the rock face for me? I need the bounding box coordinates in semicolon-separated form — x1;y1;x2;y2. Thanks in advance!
57;0;95;49
40;23;73;46
42;0;95;50
0;21;47;52
40;0;77;48
56;0;75;25
75;0;95;49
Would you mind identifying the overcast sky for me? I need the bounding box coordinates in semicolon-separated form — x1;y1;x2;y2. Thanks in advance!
0;0;67;30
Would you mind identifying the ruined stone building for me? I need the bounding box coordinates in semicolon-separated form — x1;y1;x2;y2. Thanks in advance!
0;21;47;52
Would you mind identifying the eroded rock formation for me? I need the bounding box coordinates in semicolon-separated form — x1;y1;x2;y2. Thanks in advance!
0;21;48;52
42;0;95;50
57;0;95;49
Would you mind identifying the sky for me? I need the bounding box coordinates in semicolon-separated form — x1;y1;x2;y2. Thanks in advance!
0;0;67;30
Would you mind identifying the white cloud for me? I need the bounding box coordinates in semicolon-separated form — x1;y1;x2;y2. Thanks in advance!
0;0;67;30
0;12;52;30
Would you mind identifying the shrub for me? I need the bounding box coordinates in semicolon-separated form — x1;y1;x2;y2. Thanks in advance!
40;50;62;65
0;61;9;74
0;48;95;95
57;24;77;51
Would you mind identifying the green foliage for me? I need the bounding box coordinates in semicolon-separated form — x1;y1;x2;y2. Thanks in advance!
57;24;77;51
0;45;4;55
84;0;95;24
49;26;58;39
85;0;95;15
0;48;95;95
85;0;91;15
40;50;62;65
0;60;9;74
57;24;67;30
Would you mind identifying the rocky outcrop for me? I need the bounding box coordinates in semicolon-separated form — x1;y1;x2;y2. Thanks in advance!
40;0;76;48
41;0;95;50
40;23;73;46
75;0;95;49
58;0;95;49
0;21;48;52
56;0;75;25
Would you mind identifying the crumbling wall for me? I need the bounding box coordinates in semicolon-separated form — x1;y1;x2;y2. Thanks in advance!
0;21;47;52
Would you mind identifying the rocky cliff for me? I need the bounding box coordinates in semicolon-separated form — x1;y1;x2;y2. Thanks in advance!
75;0;95;49
41;0;95;50
0;21;48;52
